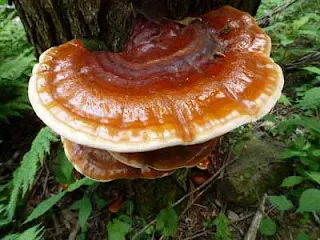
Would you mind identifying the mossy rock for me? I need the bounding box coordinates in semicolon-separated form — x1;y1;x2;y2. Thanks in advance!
216;135;291;205
132;169;189;217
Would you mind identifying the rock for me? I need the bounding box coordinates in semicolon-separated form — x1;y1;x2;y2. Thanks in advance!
216;134;291;205
227;210;239;221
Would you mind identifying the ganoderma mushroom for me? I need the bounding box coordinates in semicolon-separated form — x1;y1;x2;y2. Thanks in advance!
62;138;173;181
28;6;284;181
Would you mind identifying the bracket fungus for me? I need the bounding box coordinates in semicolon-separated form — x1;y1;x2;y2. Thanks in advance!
29;6;284;181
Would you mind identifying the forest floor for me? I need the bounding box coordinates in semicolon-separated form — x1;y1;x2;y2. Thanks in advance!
0;0;320;240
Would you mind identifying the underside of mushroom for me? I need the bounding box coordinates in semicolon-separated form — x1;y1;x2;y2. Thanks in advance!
28;6;284;181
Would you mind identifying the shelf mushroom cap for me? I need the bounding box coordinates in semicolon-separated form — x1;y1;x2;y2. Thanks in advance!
62;138;173;181
29;6;284;153
109;138;218;171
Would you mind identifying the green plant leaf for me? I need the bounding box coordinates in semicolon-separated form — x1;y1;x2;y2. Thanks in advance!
24;191;66;224
1;224;44;240
281;150;307;159
78;196;92;232
281;176;304;187
107;217;131;240
296;232;314;240
299;87;320;109
259;218;277;236
312;150;320;157
303;66;320;75
7;127;59;220
156;208;178;237
66;177;95;192
54;147;74;184
278;94;292;105
306;172;320;184
24;178;92;223
212;213;233;240
268;195;293;211
297;188;320;212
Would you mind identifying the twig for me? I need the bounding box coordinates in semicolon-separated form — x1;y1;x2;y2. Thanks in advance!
231;212;255;223
257;0;300;27
312;211;320;226
243;194;268;240
184;230;212;240
172;159;236;208
284;51;320;71
132;219;157;240
68;222;80;240
132;159;237;240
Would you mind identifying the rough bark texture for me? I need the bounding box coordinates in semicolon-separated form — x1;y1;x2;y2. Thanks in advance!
13;0;260;56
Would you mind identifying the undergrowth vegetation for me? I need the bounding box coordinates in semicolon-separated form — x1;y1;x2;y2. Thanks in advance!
0;0;319;239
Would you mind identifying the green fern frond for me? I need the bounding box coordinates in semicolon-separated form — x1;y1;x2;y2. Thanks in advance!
7;127;59;220
1;224;44;240
299;87;320;109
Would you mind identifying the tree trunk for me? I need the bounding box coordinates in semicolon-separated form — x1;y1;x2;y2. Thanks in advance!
13;0;261;217
13;0;260;56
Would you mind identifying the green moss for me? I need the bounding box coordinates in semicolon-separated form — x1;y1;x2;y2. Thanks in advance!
217;136;291;205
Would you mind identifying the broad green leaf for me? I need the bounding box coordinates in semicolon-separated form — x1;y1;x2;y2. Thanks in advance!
296;232;314;240
300;158;319;169
281;150;307;159
259;218;277;236
156;208;178;237
24;191;66;223
294;16;313;30
66;177;94;192
281;176;304;187
307;172;320;184
303;66;320;75
268;195;293;211
278;94;292;106
312;150;320;157
78;196;92;232
297;188;320;212
107;217;131;240
2;224;44;240
280;38;294;47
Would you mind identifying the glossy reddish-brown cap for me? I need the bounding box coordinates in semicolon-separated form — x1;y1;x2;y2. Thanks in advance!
109;138;218;171
29;6;283;152
61;138;173;181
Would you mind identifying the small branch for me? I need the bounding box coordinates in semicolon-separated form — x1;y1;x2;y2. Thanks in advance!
231;212;255;223
243;194;268;240
172;158;236;209
132;159;237;240
312;211;320;226
284;51;320;71
184;230;212;240
257;0;300;27
132;219;157;240
68;222;81;240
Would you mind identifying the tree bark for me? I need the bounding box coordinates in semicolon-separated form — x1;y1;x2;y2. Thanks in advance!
13;0;260;56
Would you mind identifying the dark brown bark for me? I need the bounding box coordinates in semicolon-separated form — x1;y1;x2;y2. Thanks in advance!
13;0;260;56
